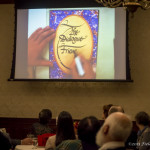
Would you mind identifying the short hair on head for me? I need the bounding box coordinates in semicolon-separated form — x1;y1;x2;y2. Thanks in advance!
103;104;113;119
108;105;124;116
39;109;52;124
105;112;132;142
78;116;101;144
135;111;150;126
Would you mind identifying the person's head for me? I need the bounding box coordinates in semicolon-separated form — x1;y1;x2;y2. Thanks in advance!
56;111;75;146
96;112;132;147
102;104;113;119
108;105;124;116
39;109;52;125
77;116;101;144
135;111;150;127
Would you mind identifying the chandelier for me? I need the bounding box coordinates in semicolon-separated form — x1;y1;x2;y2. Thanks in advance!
95;0;150;12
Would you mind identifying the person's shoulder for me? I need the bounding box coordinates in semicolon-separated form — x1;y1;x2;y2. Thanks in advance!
58;140;82;147
143;128;150;138
143;127;150;136
45;135;56;150
47;134;56;142
49;134;56;139
145;127;150;132
65;139;81;144
32;122;40;127
55;139;82;150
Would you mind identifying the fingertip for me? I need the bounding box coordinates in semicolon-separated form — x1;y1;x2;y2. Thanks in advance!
52;32;56;38
50;28;55;32
50;62;53;67
47;61;53;67
38;60;53;67
35;27;43;32
48;32;56;41
45;26;50;29
38;27;42;30
45;26;55;32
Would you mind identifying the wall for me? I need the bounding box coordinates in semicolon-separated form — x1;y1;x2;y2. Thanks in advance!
0;4;150;120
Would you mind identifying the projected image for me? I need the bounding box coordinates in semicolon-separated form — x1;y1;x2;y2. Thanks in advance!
28;9;98;79
15;8;126;80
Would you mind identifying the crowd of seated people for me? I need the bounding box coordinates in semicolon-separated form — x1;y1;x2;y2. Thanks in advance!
0;106;150;150
54;116;100;150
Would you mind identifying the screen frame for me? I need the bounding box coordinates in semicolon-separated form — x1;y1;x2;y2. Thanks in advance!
9;0;132;82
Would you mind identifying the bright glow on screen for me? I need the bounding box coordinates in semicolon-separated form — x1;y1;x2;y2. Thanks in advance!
15;8;126;80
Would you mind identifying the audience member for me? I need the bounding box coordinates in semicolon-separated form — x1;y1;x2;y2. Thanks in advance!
107;105;137;149
135;111;150;150
102;104;113;120
96;112;132;150
77;116;101;150
108;105;124;116
31;109;53;136
45;111;76;150
1;129;32;148
0;131;11;150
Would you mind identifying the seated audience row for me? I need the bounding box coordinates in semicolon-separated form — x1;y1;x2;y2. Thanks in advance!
54;112;132;150
53;115;100;150
0;106;150;150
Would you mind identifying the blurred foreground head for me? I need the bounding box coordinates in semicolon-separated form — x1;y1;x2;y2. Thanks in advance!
78;116;101;144
96;112;132;147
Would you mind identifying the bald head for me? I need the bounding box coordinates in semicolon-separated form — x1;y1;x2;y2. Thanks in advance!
96;112;132;147
108;106;124;116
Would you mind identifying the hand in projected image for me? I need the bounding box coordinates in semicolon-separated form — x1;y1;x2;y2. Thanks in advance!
71;55;96;79
28;26;55;66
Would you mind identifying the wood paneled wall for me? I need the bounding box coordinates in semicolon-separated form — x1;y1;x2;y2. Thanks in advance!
0;117;57;139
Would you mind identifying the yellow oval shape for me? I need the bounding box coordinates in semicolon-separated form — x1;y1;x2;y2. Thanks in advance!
54;15;93;74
